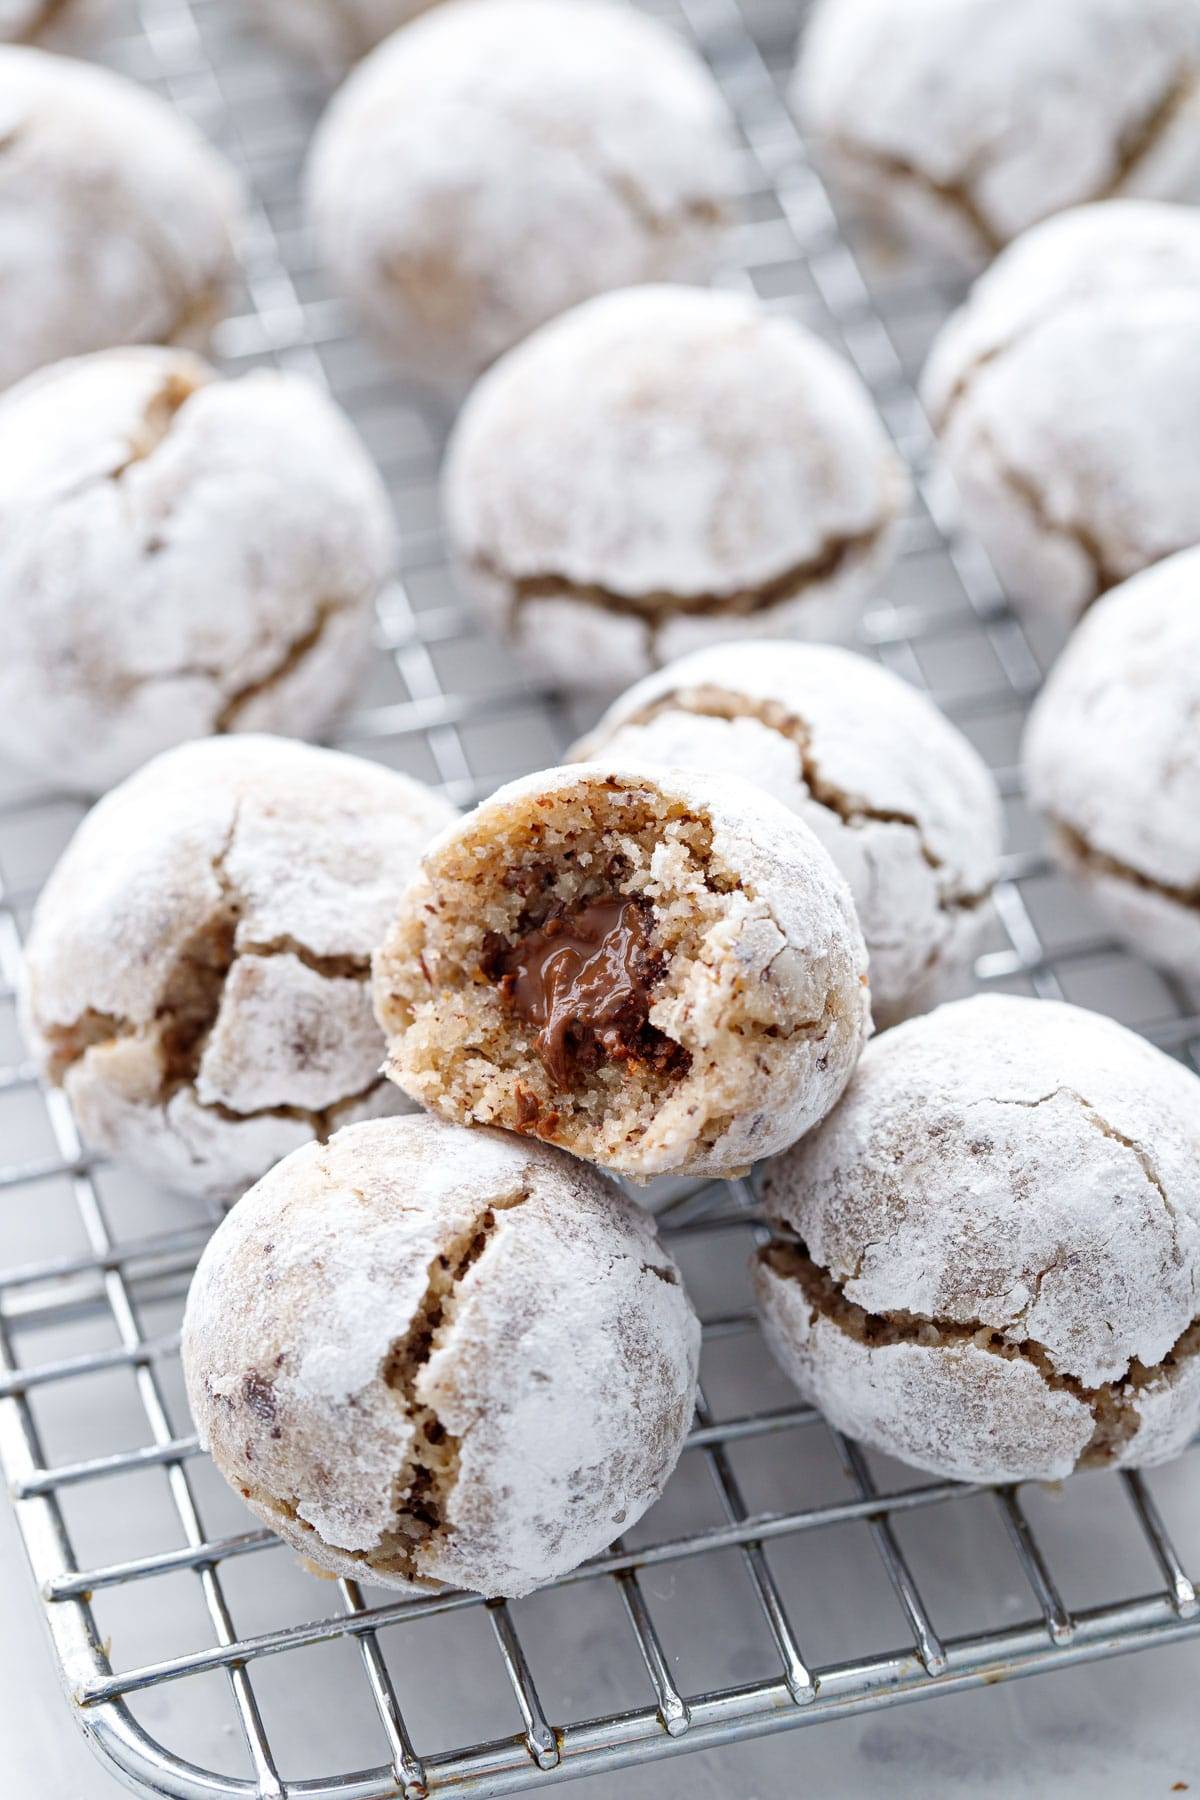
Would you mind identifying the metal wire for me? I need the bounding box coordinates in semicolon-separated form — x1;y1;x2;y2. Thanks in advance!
2;0;1199;1795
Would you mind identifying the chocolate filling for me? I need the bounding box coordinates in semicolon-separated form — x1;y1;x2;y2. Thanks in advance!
482;895;689;1094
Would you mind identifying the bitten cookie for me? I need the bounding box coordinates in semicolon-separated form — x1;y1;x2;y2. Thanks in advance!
443;285;908;690
22;737;457;1201
0;48;240;389
795;0;1200;264
1023;547;1200;977
374;762;871;1179
305;0;737;384
921;201;1200;628
573;641;1002;1026
252;0;434;72
754;995;1200;1484
0;347;394;792
183;1115;700;1597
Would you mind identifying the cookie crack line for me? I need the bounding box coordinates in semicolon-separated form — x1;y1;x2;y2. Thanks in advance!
1051;814;1200;917
1099;64;1200;205
480;516;888;641
760;1236;1200;1467
971;424;1125;600
624;684;990;913
584;146;726;243
375;1186;530;1582
109;365;204;481
63;602;350;728
213;597;351;733
41;809;380;1134
826;134;1003;260
928;67;1200;440
977;1082;1182;1262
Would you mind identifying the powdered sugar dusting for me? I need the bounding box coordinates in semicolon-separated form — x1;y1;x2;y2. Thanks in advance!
22;735;457;1199
0;345;395;791
443;284;908;688
182;1115;700;1597
306;0;737;383
0;48;241;388
921;202;1200;625
1023;546;1200;972
573;640;1001;1023
797;0;1200;262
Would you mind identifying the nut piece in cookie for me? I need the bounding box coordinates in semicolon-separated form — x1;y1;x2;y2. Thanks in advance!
574;640;1002;1026
21;736;457;1201
373;762;871;1180
1023;546;1200;977
305;0;738;385
795;0;1200;265
0;48;241;389
444;285;908;691
754;994;1200;1484
0;346;395;792
922;200;1200;631
182;1114;701;1597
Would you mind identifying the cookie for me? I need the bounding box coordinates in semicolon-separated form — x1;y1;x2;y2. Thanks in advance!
22;736;457;1201
182;1114;700;1596
0;347;393;792
0;48;240;388
574;641;1002;1026
444;285;908;691
796;0;1200;264
373;761;871;1179
755;994;1200;1483
922;201;1200;628
1023;547;1200;976
305;0;737;383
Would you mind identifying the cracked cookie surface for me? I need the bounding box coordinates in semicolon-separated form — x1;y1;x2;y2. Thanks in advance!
181;1114;701;1596
573;641;1001;1025
373;760;871;1179
305;0;737;384
22;735;457;1201
0;345;395;791
0;48;241;388
1023;547;1200;978
921;201;1200;629
754;993;1200;1482
443;284;908;691
796;0;1200;265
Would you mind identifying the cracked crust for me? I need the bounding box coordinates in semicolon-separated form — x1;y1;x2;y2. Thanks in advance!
920;201;1200;628
754;993;1200;1482
304;0;737;385
0;48;241;389
373;761;871;1179
181;1115;701;1596
795;0;1200;265
1023;547;1200;976
0;346;395;792
22;735;458;1200
572;641;1001;1025
443;285;908;691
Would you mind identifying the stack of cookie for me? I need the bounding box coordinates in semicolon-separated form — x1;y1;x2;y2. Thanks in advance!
6;0;1200;1603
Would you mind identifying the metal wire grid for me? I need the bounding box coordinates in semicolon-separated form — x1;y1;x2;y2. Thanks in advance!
1;0;1200;1794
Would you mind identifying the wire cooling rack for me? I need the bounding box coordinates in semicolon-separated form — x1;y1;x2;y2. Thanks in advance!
3;0;1200;1795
